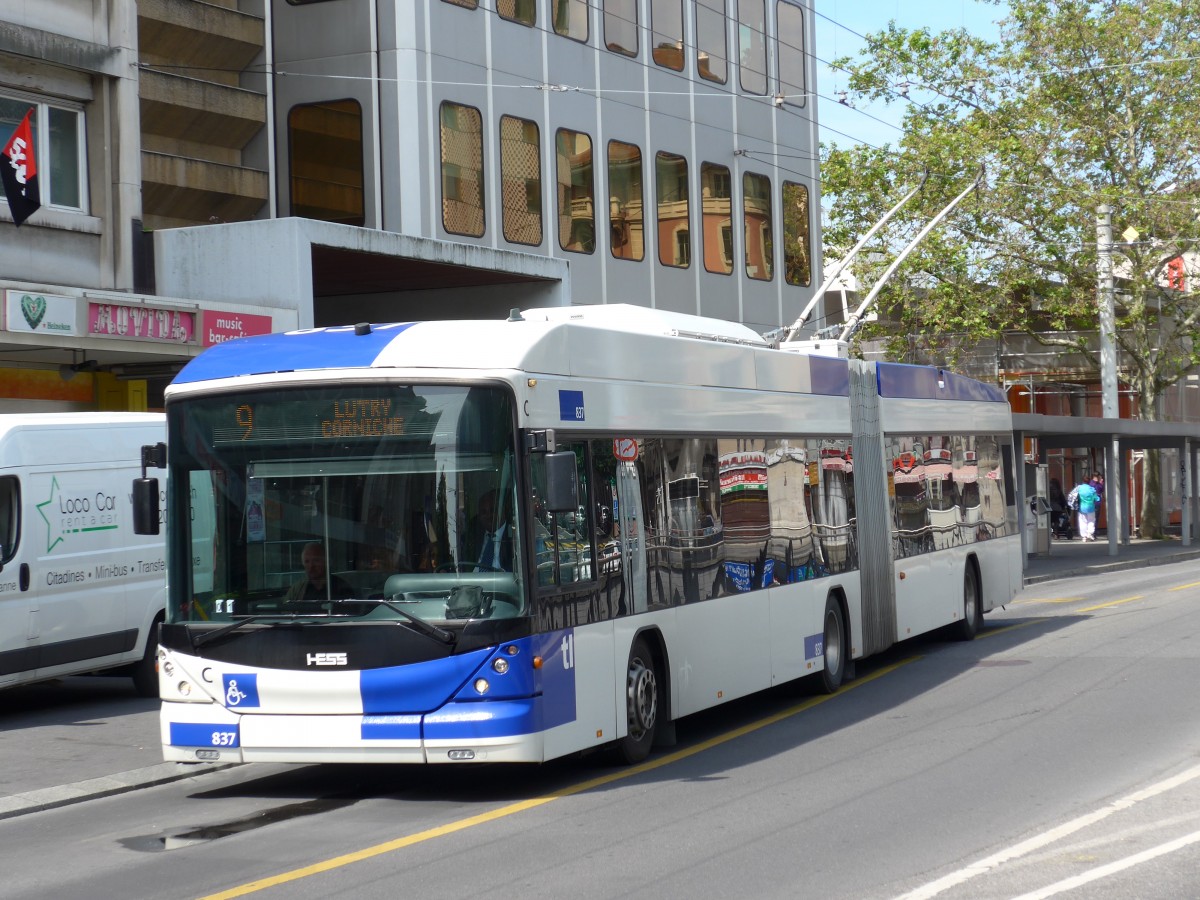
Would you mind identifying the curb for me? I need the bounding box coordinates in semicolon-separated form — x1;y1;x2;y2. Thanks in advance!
0;761;236;821
1023;549;1200;586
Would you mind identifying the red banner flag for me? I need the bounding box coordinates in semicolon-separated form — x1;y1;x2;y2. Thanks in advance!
2;108;41;227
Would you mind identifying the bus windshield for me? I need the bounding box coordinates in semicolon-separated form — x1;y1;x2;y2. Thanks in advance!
167;383;523;629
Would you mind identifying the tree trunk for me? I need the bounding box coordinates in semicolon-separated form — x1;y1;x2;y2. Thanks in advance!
1141;449;1163;539
1138;381;1164;540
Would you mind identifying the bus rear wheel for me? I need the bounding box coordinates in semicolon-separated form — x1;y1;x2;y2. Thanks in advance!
817;595;846;694
955;566;981;641
616;637;659;764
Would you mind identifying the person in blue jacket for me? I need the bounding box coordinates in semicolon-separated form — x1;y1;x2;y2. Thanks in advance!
1071;480;1100;542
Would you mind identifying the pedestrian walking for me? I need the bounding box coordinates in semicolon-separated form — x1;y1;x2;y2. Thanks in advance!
1068;479;1100;541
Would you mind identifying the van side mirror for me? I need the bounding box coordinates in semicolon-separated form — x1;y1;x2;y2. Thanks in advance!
544;451;579;513
133;478;160;535
133;441;166;536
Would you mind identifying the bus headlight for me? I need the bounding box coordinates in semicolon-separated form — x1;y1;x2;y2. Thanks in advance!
177;681;192;697
473;678;490;695
492;658;509;675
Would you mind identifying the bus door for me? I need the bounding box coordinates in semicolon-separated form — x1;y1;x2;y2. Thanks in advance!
614;459;646;614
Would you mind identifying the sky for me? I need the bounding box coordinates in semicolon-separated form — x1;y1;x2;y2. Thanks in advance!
812;0;1007;149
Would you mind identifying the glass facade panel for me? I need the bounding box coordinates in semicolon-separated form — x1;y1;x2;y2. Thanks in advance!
783;181;811;286
497;0;535;25
743;172;773;280
604;0;639;56
777;1;807;106
656;152;690;268
738;0;768;94
651;0;685;70
697;0;729;84
556;129;595;253
439;101;485;237
552;0;589;41
608;140;644;261
500;115;543;246
701;162;733;275
288;99;365;226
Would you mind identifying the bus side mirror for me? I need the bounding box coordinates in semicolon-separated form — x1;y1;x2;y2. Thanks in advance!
133;477;160;535
544;451;579;513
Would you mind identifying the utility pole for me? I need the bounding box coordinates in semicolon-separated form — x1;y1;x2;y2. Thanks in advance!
1096;205;1119;417
1097;204;1121;553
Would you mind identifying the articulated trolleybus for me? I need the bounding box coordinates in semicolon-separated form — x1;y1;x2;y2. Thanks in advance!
133;305;1021;766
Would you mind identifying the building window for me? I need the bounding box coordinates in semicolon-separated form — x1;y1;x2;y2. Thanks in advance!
701;162;733;275
697;0;729;84
783;181;811;286
651;0;685;70
778;1;806;106
498;0;535;25
743;172;773;280
608;141;644;261
738;0;768;95
440;101;485;237
553;0;589;41
656;152;689;268
604;0;638;57
0;95;86;213
287;99;364;226
556;129;595;253
500;115;543;246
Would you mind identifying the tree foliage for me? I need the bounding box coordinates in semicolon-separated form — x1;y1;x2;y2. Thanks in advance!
822;0;1200;535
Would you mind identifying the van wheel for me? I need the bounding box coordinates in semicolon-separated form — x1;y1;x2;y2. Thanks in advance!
817;595;846;694
615;637;659;764
955;566;981;641
132;618;162;698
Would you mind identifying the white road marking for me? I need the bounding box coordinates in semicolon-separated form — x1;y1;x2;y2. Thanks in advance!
894;761;1200;899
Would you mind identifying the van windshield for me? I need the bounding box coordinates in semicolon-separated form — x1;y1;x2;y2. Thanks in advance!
166;383;523;628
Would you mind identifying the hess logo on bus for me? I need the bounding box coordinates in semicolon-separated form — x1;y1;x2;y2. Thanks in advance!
306;652;348;666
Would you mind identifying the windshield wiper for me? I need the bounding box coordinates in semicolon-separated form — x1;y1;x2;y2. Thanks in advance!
191;614;300;648
328;598;455;644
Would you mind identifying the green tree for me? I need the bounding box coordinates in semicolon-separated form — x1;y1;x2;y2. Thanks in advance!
822;0;1200;538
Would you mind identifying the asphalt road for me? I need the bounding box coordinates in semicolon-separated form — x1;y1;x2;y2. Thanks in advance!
1;558;1199;899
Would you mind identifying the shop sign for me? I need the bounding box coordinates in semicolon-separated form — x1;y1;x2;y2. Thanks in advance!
4;289;77;335
88;302;196;343
201;310;273;347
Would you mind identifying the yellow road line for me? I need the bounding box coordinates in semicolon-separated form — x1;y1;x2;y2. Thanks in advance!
1011;597;1083;605
198;657;916;900
1077;595;1144;613
1168;581;1200;592
978;621;1035;639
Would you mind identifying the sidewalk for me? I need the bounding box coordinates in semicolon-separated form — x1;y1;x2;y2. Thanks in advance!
1023;534;1200;586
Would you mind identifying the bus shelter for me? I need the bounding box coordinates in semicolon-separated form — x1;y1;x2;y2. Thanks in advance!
1013;412;1200;557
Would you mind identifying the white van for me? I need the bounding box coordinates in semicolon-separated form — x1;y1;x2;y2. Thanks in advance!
0;413;166;695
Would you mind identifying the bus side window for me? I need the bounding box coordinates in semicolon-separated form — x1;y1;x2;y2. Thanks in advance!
532;443;594;587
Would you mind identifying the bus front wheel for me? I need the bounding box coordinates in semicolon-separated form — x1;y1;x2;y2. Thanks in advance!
616;637;659;764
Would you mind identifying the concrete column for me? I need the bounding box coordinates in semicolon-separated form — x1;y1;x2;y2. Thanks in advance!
1183;438;1191;547
1106;438;1120;555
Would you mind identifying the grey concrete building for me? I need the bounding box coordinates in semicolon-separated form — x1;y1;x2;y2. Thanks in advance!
1;0;821;410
